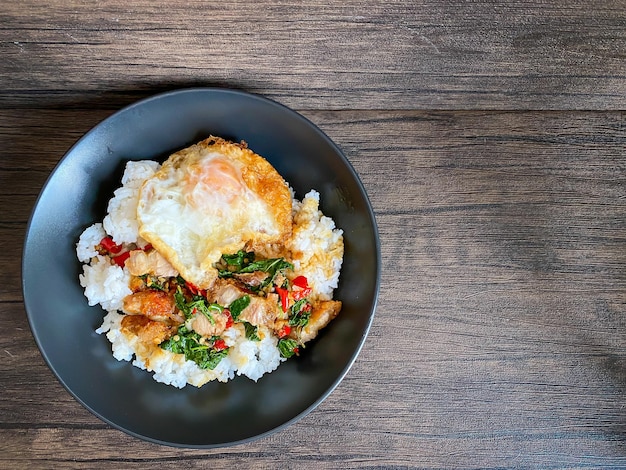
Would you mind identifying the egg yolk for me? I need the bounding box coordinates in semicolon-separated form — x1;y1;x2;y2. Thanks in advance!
184;156;244;209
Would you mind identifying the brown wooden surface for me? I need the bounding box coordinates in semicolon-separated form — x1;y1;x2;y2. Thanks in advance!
2;0;626;468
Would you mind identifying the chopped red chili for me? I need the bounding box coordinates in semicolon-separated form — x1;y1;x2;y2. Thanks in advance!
213;339;227;351
275;287;289;312
277;325;291;338
185;281;207;298
291;275;311;301
292;287;311;301
112;251;130;267
100;236;122;254
224;310;234;328
292;276;309;289
186;282;199;295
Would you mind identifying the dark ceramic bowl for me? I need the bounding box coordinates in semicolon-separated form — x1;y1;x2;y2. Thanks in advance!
22;88;380;448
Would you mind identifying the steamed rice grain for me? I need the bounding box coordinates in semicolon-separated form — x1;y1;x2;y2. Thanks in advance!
102;161;160;244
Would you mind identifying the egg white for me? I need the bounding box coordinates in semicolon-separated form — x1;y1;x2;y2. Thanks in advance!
136;137;292;289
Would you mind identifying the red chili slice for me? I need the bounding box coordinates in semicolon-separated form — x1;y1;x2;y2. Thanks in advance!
185;282;207;298
213;339;227;351
224;310;234;328
112;251;131;267
277;325;291;338
292;287;312;301
100;236;123;254
275;287;289;312
291;276;311;301
292;276;309;289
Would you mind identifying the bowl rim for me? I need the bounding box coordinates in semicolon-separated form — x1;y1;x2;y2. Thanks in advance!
22;87;381;447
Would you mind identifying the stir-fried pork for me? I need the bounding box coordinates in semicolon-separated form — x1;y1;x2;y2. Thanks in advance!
237;295;281;327
297;300;342;343
209;278;244;306
232;271;269;287
126;249;179;278
122;290;184;324
191;310;229;337
121;314;175;345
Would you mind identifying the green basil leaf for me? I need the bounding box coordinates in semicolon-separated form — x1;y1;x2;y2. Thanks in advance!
160;336;184;355
217;269;234;279
221;250;255;270
174;287;187;315
278;338;300;358
229;295;250;321
175;288;224;323
139;274;166;291
197;348;229;370
159;326;228;370
187;297;223;324
288;299;311;327
239;257;293;274
243;322;260;341
217;251;293;289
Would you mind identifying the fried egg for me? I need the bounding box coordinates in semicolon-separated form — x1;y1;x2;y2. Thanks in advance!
137;136;292;289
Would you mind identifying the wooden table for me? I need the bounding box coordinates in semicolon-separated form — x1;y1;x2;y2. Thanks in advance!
2;1;625;467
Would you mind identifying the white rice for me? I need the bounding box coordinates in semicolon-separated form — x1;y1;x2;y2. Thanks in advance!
79;255;132;312
288;190;344;301
76;223;106;262
102;160;160;245
77;159;343;388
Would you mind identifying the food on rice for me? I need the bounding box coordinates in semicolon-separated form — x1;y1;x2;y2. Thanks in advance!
77;136;343;388
137;137;293;290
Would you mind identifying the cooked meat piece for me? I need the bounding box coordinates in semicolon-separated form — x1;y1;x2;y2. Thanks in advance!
128;275;146;293
238;295;281;328
297;300;342;343
191;311;228;337
273;272;286;288
232;271;269;287
126;249;179;278
122;290;184;324
209;278;245;306
121;314;175;345
266;292;280;310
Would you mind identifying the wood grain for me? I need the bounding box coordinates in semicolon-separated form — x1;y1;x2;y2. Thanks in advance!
2;0;626;467
2;1;626;110
2;109;625;467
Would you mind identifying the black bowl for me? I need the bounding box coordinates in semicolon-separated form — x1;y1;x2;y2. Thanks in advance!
22;88;380;448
